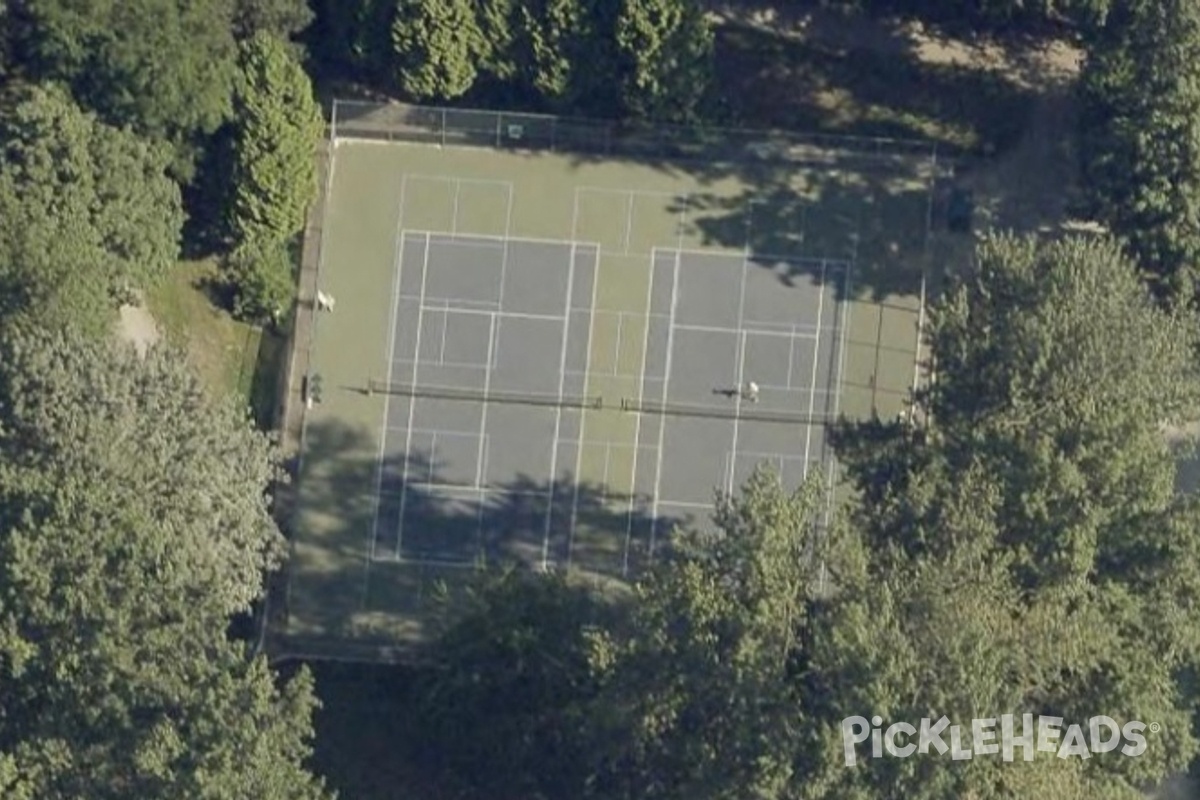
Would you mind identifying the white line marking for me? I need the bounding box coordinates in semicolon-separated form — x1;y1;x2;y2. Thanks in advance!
420;305;563;323
403;173;511;188
803;260;827;479
478;434;491;491
614;312;624;376
624;250;656;576
543;238;578;570
395;232;431;557
451;179;461;233
727;255;750;496
648;250;681;556
368;178;409;573
438;308;449;364
786;325;796;389
568;247;601;569
476;313;498;487
672;322;821;339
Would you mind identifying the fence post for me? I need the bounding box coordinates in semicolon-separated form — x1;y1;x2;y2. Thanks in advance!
441;108;447;148
330;99;338;143
495;113;502;148
551;118;557;152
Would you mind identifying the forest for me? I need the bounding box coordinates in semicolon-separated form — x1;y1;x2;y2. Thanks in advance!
2;0;1200;798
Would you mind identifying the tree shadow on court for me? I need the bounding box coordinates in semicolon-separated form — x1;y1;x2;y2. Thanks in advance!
663;161;938;303
279;415;698;653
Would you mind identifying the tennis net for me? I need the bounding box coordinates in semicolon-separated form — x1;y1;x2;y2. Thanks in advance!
620;397;828;425
368;380;604;410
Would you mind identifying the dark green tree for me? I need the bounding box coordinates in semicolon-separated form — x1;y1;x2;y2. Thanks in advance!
15;0;241;172
416;569;604;800
226;32;321;321
229;238;297;322
0;332;329;798
1079;0;1200;307
807;234;1200;798
0;85;182;336
234;0;314;39
308;0;396;79
230;31;322;246
591;469;827;800
615;0;714;122
391;0;487;100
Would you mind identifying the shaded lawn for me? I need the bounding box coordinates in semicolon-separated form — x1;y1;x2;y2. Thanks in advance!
148;258;285;428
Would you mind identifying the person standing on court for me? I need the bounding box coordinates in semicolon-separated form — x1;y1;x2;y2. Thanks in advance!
743;381;759;403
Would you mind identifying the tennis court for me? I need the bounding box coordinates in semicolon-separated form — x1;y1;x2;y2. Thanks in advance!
371;222;847;576
280;102;937;657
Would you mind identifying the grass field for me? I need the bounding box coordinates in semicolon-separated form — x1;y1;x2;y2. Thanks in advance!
148;259;286;428
278;108;937;660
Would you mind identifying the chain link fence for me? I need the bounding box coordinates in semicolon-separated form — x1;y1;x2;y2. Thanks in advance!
332;100;937;165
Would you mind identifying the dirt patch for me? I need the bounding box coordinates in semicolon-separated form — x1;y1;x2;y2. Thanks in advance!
116;303;160;357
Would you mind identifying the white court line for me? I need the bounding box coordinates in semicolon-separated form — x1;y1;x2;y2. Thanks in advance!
542;237;578;570
412;295;501;311
397;481;548;498
568;237;602;569
426;234;506;250
412;228;603;249
624;247;657;576
403;173;511;188
395;233;432;556
451;179;461;233
648;250;681;556
478;434;491;492
500;183;515;304
438;307;449;364
672;322;819;340
614;313;625;376
664;244;850;267
803;260;827;479
389;357;487;371
786;328;796;389
420;305;563;323
475;313;498;487
368;175;409;572
727;257;750;496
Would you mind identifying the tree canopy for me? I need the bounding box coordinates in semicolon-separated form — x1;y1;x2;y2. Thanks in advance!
391;0;487;101
0;332;329;798
815;234;1200;798
13;0;242;170
0;85;182;336
1080;0;1200;308
616;0;714;122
